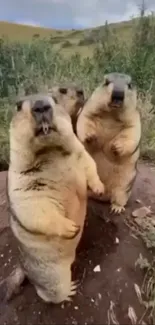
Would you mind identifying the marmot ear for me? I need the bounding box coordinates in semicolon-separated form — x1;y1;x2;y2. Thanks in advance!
59;87;67;95
16;99;24;111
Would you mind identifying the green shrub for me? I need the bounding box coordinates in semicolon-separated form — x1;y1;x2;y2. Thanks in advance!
78;38;94;46
61;40;72;48
0;8;155;168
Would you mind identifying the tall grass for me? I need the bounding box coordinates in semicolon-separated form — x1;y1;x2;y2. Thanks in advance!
0;9;155;170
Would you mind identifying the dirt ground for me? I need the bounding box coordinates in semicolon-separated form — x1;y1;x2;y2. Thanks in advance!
0;161;154;325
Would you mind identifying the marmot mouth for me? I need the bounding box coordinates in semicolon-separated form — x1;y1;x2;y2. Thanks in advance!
35;124;57;137
109;100;123;109
35;126;52;137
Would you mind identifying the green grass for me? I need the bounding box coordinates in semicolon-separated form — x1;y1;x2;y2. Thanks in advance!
0;12;155;169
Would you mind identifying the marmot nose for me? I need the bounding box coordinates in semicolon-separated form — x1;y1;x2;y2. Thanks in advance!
111;89;124;102
32;100;52;113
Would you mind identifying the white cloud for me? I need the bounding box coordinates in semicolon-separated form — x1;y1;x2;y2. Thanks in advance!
1;0;155;29
73;1;155;28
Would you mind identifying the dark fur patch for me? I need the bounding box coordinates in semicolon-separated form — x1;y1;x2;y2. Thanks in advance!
91;111;103;119
36;145;71;157
35;147;51;157
25;179;46;191
20;165;41;175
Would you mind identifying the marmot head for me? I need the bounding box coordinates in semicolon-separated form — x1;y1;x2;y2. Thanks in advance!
85;73;137;116
48;85;85;116
48;85;85;132
10;93;73;150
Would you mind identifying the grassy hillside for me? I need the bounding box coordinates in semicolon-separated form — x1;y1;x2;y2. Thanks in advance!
0;19;134;57
0;13;155;170
1;18;155;321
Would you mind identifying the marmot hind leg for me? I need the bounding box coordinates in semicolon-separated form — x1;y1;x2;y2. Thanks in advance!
110;188;130;214
80;149;105;196
35;268;78;304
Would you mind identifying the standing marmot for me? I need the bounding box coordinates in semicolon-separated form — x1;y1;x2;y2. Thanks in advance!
6;94;104;303
76;73;141;213
48;85;85;133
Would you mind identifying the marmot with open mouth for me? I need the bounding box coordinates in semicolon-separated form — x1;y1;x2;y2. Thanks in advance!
76;73;141;214
5;93;104;304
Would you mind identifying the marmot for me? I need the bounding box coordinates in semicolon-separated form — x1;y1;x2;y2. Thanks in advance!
76;73;141;213
6;94;104;303
48;85;85;133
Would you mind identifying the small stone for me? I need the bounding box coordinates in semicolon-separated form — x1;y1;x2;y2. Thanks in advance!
74;306;79;310
135;199;141;204
128;306;137;324
115;237;119;244
93;265;101;272
132;206;151;218
1;254;4;258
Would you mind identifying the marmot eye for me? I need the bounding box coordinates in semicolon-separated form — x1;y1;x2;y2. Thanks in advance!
33;104;51;113
59;88;67;94
16;100;23;111
104;79;110;86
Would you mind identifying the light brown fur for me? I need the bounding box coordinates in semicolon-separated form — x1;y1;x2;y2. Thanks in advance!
6;94;104;303
76;73;141;213
48;85;85;133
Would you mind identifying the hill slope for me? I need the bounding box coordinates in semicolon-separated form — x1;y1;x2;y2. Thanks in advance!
0;19;134;57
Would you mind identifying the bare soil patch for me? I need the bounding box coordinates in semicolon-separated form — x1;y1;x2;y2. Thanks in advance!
0;161;154;325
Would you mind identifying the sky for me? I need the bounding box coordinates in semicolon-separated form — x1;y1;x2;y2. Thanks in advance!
0;0;155;30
